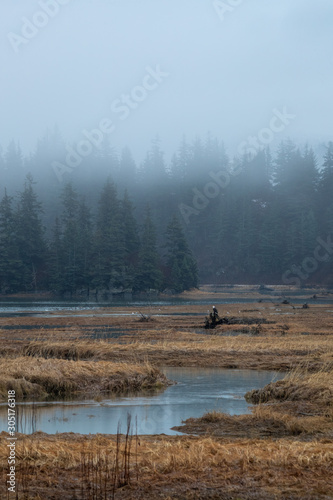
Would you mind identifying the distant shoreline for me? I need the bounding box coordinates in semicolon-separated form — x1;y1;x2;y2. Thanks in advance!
0;284;332;301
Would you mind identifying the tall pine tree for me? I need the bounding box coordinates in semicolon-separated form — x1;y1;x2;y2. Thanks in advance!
135;208;162;291
0;190;22;292
165;215;198;292
16;175;47;291
60;182;79;294
92;179;125;290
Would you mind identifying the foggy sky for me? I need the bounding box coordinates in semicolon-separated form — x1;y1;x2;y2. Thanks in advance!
1;0;333;163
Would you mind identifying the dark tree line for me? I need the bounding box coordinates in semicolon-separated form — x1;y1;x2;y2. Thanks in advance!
0;176;197;295
0;132;332;290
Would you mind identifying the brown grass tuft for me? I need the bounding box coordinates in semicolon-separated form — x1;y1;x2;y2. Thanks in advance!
246;362;333;407
0;357;170;400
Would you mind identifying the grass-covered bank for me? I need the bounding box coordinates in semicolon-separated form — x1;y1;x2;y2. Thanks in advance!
0;432;332;499
0;296;332;498
1;300;332;372
19;332;333;372
174;362;333;440
0;357;169;400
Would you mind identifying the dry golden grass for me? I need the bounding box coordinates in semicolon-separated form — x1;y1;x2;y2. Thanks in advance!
1;301;332;373
24;339;112;360
0;357;169;400
19;333;333;375
0;299;332;497
23;334;333;355
0;433;332;499
247;361;333;406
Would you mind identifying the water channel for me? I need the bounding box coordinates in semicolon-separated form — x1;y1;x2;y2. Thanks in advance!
0;297;253;316
0;295;317;435
0;288;332;318
0;368;284;435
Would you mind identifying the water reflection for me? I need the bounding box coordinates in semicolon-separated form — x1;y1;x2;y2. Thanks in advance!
0;368;284;436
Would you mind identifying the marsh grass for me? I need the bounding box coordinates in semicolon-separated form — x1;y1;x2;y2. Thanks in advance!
246;361;333;407
1;414;138;499
79;414;136;499
22;334;333;358
17;334;333;377
1;433;332;499
0;301;332;497
0;357;169;400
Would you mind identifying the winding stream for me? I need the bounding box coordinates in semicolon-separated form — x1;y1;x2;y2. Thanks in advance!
0;368;285;435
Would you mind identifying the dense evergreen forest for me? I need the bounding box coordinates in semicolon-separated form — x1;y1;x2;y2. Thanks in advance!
0;131;332;295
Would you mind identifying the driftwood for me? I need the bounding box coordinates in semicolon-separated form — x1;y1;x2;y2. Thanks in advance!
205;315;224;329
138;312;152;322
204;315;274;329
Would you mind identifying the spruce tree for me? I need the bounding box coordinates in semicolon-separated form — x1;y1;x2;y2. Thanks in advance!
165;215;198;292
135;208;162;291
60;182;79;294
0;190;22;292
48;217;63;293
139;137;166;184
121;190;140;288
92;179;125;290
16;175;47;291
170;135;190;181
76;197;93;291
119;147;137;187
318;142;333;234
98;137;119;181
5;140;23;172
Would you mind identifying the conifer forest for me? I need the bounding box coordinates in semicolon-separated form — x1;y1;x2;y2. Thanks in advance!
0;133;332;295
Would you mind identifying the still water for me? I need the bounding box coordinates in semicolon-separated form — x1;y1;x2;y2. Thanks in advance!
0;290;331;317
0;368;284;436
